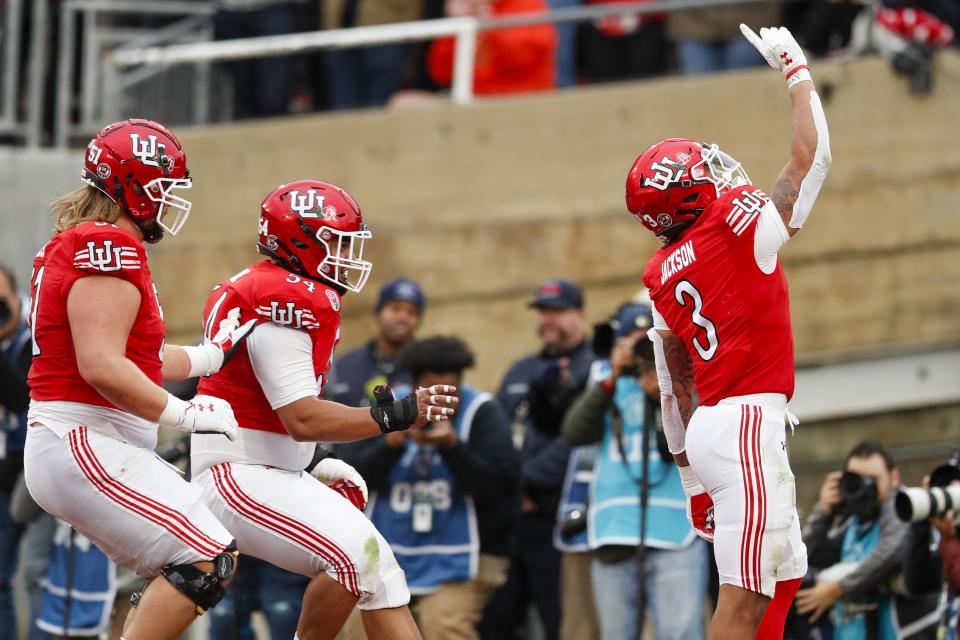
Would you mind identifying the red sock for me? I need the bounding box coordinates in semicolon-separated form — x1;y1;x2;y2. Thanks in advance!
756;578;802;639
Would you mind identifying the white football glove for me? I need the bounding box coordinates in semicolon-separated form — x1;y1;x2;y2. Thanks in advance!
183;307;257;378
311;458;368;510
159;394;239;441
740;24;812;89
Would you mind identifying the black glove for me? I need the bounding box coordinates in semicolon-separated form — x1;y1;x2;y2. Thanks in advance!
369;385;418;434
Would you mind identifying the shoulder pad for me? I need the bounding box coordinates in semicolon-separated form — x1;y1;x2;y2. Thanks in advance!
249;269;340;332
70;222;145;274
715;186;771;237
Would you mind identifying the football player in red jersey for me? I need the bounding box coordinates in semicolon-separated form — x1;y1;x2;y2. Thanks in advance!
23;119;256;640
626;27;832;640
191;179;459;640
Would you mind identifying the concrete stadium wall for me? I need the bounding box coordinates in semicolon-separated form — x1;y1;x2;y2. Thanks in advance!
1;54;958;502
150;52;960;391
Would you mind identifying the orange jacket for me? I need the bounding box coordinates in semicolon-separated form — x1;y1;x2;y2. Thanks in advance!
428;0;558;96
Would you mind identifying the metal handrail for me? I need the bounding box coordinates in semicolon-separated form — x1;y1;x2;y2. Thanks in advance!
110;0;775;106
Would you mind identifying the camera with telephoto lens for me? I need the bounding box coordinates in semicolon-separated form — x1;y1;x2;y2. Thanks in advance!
895;451;960;522
592;303;654;377
838;471;879;519
0;299;11;327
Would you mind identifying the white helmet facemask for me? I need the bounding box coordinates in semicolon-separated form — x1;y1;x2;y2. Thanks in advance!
316;224;373;293
146;176;193;236
691;144;752;197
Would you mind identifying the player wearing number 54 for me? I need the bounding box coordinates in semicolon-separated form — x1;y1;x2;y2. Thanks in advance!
336;336;521;640
626;24;832;640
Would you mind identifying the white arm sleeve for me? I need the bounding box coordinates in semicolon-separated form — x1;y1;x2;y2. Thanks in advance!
789;90;831;230
753;90;831;274
651;301;669;331
648;327;687;455
753;199;791;274
246;323;320;409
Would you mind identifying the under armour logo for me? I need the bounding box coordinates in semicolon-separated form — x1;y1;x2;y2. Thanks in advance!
270;301;306;328
781;441;787;451
129;133;167;167
86;240;123;272
289;189;326;219
780;52;793;65
191;402;215;412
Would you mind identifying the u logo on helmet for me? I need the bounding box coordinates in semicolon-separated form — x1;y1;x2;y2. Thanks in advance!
129;133;167;167
643;158;685;191
289;189;326;219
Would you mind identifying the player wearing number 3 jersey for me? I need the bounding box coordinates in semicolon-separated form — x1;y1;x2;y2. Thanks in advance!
23;120;255;640
191;179;459;640
628;26;831;640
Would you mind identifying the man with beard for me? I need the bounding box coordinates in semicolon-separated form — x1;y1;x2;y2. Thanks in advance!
327;278;426;407
479;279;593;640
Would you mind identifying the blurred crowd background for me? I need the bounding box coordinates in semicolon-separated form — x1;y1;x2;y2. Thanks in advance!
1;0;959;638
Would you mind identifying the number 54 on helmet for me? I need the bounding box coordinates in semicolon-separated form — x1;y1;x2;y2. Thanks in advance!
256;179;373;294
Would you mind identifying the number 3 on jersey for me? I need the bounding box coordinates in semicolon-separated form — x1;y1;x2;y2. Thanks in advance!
674;280;719;361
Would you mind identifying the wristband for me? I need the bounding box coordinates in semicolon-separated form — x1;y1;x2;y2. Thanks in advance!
181;345;214;378
158;394;189;428
785;66;812;89
369;385;419;434
678;463;702;495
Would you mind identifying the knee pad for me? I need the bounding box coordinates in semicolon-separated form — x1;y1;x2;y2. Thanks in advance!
161;541;238;615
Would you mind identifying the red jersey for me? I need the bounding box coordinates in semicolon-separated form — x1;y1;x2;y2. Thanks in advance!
197;261;342;436
28;222;165;407
642;186;794;405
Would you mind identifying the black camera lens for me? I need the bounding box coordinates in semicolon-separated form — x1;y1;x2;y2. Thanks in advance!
0;299;11;326
839;471;879;518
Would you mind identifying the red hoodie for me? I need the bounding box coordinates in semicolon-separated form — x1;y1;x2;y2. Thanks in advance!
428;0;558;96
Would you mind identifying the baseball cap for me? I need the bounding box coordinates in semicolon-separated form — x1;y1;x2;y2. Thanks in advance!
528;279;584;310
611;303;652;339
376;278;426;313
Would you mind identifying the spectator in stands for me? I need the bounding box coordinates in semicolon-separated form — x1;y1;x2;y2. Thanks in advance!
213;0;305;118
580;0;669;82
548;0;582;87
0;265;31;640
479;279;593;640
797;441;939;638
339;336;521;639
428;0;558;96
326;278;426;408
562;302;709;640
667;1;781;74
323;1;423;109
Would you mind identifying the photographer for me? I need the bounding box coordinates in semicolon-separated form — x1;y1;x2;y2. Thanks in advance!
902;461;960;637
561;302;708;640
0;265;32;639
797;441;938;638
340;336;520;640
480;279;593;640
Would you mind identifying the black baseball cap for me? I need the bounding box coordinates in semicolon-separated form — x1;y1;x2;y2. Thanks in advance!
528;279;584;310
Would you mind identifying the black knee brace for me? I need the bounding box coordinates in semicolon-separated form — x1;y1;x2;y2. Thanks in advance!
160;541;238;614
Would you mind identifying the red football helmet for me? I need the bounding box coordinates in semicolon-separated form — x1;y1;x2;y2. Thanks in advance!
625;138;751;241
257;180;373;293
81;119;192;243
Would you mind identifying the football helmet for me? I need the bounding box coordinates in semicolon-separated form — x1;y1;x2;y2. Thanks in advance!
625;138;751;241
81;119;192;243
257;180;373;293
